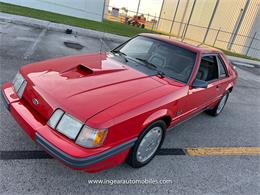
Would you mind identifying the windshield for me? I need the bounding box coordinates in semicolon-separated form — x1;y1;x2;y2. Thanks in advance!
114;36;197;83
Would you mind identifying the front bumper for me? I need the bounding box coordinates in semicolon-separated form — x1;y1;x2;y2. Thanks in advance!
1;83;136;172
36;133;136;168
1;87;9;110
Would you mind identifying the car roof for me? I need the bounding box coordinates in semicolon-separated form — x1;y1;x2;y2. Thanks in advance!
140;33;222;54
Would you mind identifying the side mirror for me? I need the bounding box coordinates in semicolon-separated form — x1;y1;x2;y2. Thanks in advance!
192;79;208;89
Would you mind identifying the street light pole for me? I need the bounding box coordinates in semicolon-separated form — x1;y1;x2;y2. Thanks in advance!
227;0;250;50
136;0;141;15
169;0;181;35
178;0;190;37
202;0;220;44
158;0;165;28
182;0;197;40
246;32;257;56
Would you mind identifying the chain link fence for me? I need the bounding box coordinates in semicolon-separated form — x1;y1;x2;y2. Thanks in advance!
104;0;260;59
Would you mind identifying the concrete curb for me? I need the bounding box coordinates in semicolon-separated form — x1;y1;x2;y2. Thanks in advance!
227;55;260;68
0;12;129;43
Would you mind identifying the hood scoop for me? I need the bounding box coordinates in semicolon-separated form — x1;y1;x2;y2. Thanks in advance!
78;64;94;74
59;64;94;79
59;64;126;79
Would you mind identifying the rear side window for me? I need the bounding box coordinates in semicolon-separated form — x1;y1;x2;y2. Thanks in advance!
217;56;228;78
197;55;219;82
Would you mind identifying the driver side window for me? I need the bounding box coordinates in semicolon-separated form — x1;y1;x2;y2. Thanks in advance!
196;55;219;82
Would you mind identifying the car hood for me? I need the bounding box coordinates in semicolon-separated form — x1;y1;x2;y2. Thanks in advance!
21;53;164;122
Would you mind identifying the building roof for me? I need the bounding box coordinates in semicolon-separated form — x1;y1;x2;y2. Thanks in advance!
140;33;222;54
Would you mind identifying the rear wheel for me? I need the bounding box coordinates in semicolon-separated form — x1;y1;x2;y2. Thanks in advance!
126;120;166;168
207;91;229;116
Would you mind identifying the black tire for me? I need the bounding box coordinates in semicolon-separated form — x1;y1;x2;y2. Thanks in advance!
206;91;229;116
126;120;166;168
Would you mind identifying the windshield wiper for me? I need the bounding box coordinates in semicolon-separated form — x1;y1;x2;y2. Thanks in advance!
135;58;165;78
156;70;166;78
111;50;128;62
135;58;157;69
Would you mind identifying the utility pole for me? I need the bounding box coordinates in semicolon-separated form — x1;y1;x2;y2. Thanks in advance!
169;0;181;35
177;0;190;37
182;0;197;40
246;32;257;56
158;0;165;28
227;0;250;50
136;0;141;16
202;0;220;43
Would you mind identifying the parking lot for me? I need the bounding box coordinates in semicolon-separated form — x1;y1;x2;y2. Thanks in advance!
0;21;260;194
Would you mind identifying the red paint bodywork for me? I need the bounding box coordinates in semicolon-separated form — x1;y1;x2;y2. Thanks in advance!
1;34;237;172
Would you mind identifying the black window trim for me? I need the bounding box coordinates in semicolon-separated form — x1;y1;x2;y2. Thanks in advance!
217;54;229;79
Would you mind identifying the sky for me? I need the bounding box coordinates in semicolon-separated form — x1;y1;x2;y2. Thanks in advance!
109;0;163;16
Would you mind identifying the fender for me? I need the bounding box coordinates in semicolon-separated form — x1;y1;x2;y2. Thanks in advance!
142;109;173;129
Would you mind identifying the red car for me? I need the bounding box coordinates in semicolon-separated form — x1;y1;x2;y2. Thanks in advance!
1;34;237;172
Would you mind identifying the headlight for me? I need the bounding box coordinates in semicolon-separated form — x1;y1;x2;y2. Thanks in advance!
56;113;84;140
48;109;108;147
47;109;64;129
76;126;108;148
12;72;27;98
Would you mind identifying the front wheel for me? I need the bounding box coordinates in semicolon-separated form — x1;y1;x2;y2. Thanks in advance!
207;92;229;116
126;120;166;168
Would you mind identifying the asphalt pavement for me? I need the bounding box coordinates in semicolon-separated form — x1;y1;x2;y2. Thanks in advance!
0;18;259;195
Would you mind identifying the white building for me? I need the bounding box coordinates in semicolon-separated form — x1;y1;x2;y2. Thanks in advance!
158;0;260;58
1;0;107;22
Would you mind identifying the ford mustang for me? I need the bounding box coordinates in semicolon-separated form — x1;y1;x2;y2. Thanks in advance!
1;34;237;172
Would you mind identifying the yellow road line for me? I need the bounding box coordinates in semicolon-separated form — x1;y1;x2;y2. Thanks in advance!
186;147;260;156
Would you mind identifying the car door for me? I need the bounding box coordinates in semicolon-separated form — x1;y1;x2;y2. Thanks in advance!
182;54;222;119
215;54;231;95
